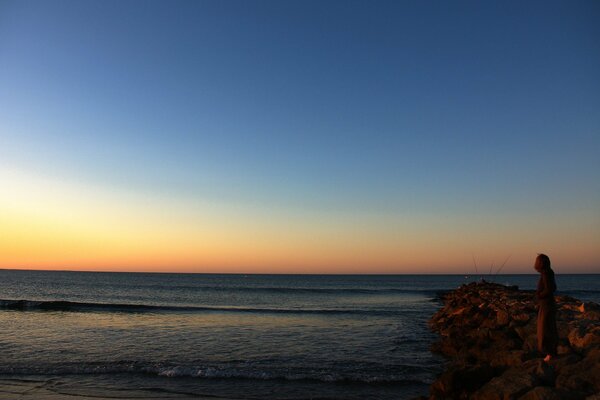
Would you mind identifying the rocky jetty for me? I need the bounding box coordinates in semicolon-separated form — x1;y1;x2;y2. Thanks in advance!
426;281;600;400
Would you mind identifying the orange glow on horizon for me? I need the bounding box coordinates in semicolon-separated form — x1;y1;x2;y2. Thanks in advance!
1;168;599;274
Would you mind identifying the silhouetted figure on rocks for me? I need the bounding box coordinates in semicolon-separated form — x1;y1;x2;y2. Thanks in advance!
534;253;558;362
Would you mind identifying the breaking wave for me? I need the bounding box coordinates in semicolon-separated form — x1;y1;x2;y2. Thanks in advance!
0;299;414;316
0;360;436;385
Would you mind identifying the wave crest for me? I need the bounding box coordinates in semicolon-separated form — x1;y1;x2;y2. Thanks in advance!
0;360;437;385
0;299;411;316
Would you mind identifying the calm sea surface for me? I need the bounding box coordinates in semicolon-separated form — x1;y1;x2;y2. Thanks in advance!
1;271;599;399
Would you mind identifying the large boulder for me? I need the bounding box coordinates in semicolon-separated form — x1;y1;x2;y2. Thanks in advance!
471;368;537;400
568;325;600;352
430;363;496;398
497;309;510;326
555;347;600;393
517;386;579;400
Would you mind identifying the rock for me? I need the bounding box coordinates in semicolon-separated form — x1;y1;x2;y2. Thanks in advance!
557;343;573;355
513;313;532;324
514;321;538;351
556;347;600;393
430;340;456;357
490;350;527;368
498;309;510;326
428;282;600;400
517;386;567;400
568;325;600;352
557;321;572;339
581;302;600;317
524;359;555;386
552;353;582;373
430;363;495;398
472;368;536;400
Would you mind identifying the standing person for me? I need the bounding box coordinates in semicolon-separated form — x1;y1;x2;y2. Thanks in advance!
535;253;558;362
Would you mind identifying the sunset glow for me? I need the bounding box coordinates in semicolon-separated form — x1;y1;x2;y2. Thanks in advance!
1;168;597;273
1;1;598;274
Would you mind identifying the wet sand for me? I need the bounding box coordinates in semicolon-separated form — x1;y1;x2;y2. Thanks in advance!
0;378;235;400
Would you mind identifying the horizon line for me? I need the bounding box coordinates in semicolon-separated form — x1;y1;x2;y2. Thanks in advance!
1;267;598;276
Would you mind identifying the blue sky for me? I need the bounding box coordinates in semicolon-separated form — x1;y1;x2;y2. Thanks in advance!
0;0;599;272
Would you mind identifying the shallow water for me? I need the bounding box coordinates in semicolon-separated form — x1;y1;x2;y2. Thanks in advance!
1;271;599;399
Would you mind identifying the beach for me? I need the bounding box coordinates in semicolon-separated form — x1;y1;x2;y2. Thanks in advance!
0;377;210;399
1;271;600;399
0;271;442;399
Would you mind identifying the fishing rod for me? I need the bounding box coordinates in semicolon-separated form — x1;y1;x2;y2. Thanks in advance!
494;255;512;276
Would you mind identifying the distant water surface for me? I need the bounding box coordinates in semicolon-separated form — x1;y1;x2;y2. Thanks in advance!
0;271;599;399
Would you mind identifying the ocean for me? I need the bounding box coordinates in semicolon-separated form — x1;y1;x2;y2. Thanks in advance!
1;271;599;399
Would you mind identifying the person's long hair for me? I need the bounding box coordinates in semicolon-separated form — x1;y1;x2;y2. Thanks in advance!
535;254;551;272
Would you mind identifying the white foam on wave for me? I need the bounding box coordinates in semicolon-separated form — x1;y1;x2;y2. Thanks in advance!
0;361;435;384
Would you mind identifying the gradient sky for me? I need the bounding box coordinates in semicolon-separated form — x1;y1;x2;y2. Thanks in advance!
0;0;599;273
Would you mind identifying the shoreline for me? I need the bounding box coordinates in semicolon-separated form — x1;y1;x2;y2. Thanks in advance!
0;377;196;400
0;376;246;400
0;374;429;400
424;281;600;399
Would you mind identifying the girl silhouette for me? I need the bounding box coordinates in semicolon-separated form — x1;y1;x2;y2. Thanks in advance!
534;253;558;362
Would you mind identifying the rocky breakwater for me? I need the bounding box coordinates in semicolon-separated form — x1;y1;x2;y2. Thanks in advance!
427;281;600;400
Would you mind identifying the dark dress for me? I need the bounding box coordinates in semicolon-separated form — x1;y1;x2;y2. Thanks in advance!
536;268;558;356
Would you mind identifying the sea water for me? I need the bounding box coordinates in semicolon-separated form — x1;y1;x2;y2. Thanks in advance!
1;271;599;399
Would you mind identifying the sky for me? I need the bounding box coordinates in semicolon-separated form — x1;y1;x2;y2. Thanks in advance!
0;0;599;274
